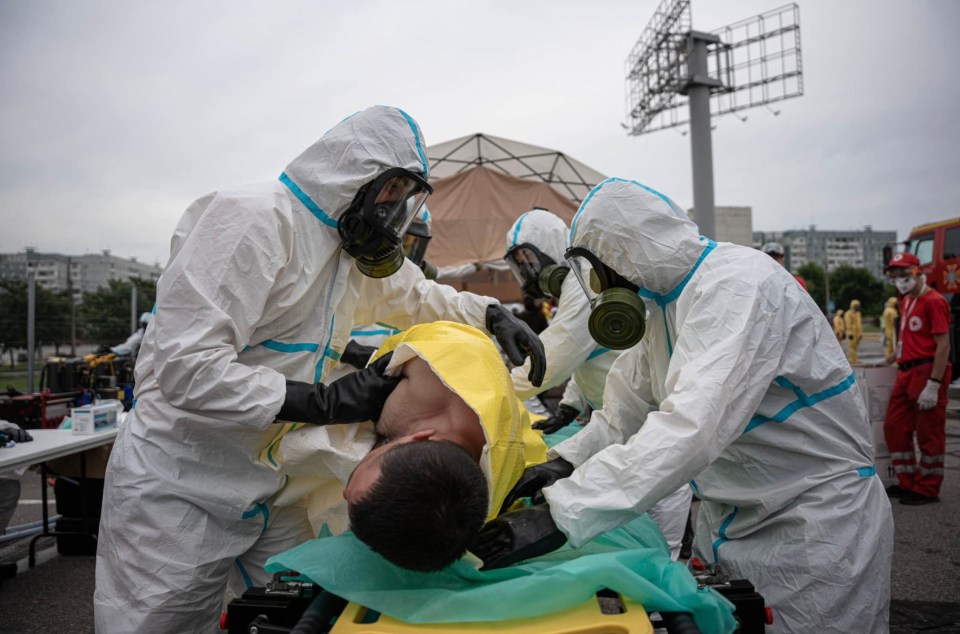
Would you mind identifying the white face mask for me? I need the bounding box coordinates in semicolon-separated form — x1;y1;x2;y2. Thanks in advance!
893;277;916;294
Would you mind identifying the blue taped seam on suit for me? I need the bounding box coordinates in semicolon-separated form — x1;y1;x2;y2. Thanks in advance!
279;172;337;228
637;238;716;308
261;340;320;354
586;347;611;361
351;329;400;337
241;502;270;534
243;339;320;353
389;107;429;176
314;272;340;383
744;373;856;434
235;559;254;589
511;212;531;247
856;465;876;477
712;506;739;562
634;238;716;358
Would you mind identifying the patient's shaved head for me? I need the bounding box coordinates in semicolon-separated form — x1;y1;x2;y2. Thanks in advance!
348;439;488;572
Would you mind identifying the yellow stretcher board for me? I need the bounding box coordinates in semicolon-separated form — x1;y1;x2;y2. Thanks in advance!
330;593;654;634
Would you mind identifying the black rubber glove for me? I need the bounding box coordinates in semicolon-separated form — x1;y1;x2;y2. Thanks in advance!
485;304;546;387
498;457;574;514
340;339;377;370
0;421;32;443
472;504;567;571
277;352;399;425
532;404;579;435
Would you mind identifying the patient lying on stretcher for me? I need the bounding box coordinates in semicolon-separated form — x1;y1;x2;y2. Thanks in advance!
342;321;546;571
259;322;544;565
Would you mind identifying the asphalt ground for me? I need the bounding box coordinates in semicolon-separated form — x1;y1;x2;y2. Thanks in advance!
0;334;958;633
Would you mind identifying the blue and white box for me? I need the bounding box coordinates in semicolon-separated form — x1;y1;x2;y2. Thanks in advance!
71;402;120;434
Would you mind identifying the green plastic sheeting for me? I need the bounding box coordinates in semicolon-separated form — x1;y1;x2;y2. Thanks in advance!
266;515;736;633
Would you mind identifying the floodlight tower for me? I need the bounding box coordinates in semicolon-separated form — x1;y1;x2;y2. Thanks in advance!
624;1;804;240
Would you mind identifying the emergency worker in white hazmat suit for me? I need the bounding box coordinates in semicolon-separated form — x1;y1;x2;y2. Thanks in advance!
93;106;545;634
503;208;692;559
475;178;893;633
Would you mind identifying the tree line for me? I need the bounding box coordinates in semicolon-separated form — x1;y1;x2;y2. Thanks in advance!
0;277;156;367
796;263;897;318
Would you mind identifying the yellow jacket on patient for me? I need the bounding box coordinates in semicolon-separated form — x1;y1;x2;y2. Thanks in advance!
260;321;547;531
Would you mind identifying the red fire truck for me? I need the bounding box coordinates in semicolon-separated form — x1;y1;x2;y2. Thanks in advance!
887;218;960;363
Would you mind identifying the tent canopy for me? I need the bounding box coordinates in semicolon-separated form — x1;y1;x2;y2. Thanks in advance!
428;133;606;204
426;134;606;267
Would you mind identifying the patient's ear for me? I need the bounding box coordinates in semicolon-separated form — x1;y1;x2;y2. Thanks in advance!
411;429;436;442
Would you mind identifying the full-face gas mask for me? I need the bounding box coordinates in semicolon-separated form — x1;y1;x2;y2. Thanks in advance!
565;246;646;350
403;218;437;280
337;168;433;278
403;219;431;266
504;244;570;299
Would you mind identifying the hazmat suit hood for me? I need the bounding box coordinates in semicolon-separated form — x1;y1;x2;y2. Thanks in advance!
569;179;703;294
850;299;861;310
505;209;570;263
281;106;430;225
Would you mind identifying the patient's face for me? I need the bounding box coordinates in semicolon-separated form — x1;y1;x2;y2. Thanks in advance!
343;430;435;505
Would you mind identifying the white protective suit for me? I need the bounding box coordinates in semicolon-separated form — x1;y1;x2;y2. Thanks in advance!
543;178;893;633
506;208;692;559
94;107;498;634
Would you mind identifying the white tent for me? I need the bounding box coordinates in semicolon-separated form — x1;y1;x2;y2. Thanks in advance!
429;133;606;203
425;134;606;276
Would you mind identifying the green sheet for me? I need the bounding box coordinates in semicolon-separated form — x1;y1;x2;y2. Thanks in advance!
266;515;735;633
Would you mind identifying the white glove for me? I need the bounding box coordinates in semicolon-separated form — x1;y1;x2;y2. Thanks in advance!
917;379;940;410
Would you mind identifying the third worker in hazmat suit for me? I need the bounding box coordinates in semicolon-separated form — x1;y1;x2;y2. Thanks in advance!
93;106;545;634
475;178;893;633
832;309;845;343
503;207;692;559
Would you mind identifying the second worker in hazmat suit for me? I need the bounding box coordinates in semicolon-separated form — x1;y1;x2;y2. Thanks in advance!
474;178;893;633
503;208;692;559
845;299;863;362
93;106;545;634
882;296;898;358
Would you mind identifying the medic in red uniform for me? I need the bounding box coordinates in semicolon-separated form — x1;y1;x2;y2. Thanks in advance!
883;252;951;505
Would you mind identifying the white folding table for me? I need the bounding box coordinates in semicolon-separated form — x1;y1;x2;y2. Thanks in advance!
0;427;119;566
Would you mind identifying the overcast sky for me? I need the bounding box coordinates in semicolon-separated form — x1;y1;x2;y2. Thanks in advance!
2;0;958;266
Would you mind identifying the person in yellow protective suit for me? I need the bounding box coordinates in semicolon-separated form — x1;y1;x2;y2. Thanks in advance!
833;309;846;343
845;299;863;362
261;321;547;571
882;297;899;357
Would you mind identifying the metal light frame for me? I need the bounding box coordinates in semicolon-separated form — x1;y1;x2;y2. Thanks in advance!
625;3;803;135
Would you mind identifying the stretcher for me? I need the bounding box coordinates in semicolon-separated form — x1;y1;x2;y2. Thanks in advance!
226;577;656;634
224;563;769;634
